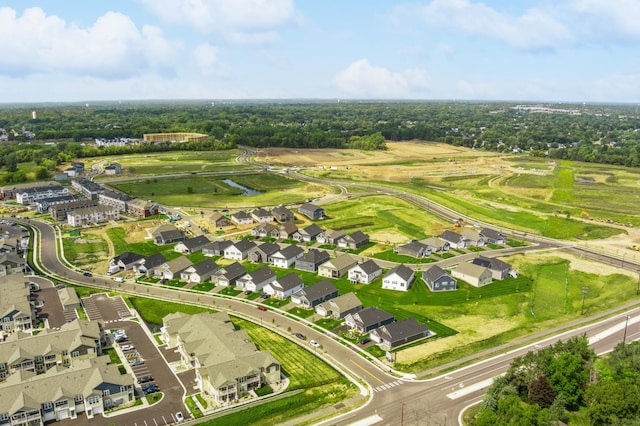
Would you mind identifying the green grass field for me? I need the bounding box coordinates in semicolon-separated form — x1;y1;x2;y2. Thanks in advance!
530;262;569;320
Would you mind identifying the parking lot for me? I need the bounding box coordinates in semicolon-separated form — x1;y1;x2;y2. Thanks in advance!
81;293;131;322
28;276;77;328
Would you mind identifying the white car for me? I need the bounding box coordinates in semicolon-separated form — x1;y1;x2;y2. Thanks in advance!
309;340;320;348
175;412;184;423
113;277;124;283
121;344;135;351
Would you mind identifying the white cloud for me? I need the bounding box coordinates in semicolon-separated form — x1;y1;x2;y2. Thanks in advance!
567;0;640;42
192;43;219;76
334;59;429;98
141;0;299;44
396;0;571;51
0;7;180;79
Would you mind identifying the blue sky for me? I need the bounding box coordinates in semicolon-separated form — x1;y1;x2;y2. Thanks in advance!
1;0;639;103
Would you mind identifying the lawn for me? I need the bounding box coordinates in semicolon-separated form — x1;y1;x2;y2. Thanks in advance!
530;261;569;320
61;232;109;268
127;296;214;326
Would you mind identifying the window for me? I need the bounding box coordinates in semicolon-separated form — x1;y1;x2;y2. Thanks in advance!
103;390;110;397
2;317;9;323
35;355;43;362
74;395;83;403
62;350;68;356
0;413;8;421
87;396;100;405
71;351;79;358
54;400;68;408
42;402;53;411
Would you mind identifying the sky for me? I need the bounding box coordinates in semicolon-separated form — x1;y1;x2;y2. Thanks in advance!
1;0;640;103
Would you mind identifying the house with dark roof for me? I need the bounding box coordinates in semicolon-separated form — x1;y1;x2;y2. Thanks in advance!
345;307;395;334
210;212;232;228
472;255;513;280
263;273;304;299
439;230;467;249
395;241;431;258
480;228;505;245
71;178;104;200
294;223;324;242
138;253;167;275
338;231;370;249
318;254;358;279
251;208;274;223
461;228;485;247
236;265;276;292
180;258;219;283
224;240;257;260
107;252;144;275
382;264;415;291
272;206;295;223
152;225;186;245
213;262;247;287
298;203;325;220
315;292;362;319
230;211;253;226
202;240;233;257
278;222;298;239
295;249;331;272
421;237;450;253
98;190;132;212
0;253;26;276
249;242;280;263
290;280;339;308
423;265;457;292
347;260;383;284
156;256;193;280
316;229;346;245
271;245;304;268
451;262;492;287
370;318;430;349
250;223;279;239
174;235;211;254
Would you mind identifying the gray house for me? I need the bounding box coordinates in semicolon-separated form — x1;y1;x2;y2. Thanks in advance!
421;237;450;253
291;280;339;308
278;222;298;239
345;307;395;334
298;203;325;220
295;249;331;272
272;206;295;223
249;242;281;263
370;318;430;349
423;265;457;292
108;252;144;274
180;258;219;283
480;228;505;245
395;241;431;258
271;245;305;268
347;259;383;284
472;255;512;280
152;225;186;245
439;230;467;249
174;235;211;254
264;273;305;299
315;292;362;319
210;211;232;228
202;240;233;257
295;223;324;242
236;265;276;292
338;231;370;249
214;262;247;287
139;253;167;275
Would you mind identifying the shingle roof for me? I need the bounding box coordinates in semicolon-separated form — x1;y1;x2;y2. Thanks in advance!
353;307;394;328
295;280;337;301
275;245;304;259
472;255;511;271
384;264;414;281
275;273;303;291
423;265;449;283
373;318;428;344
297;249;330;264
182;235;211;250
353;259;381;274
191;258;219;276
440;230;462;243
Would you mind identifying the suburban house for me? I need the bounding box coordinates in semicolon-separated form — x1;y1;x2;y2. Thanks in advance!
155;256;193;281
271;245;305;268
382;264;415;292
439;230;468;249
345;307;395;334
298;203;325;220
67;205;120;227
290;280;339;308
104;163;122;175
263;273;304;299
318;254;358;279
480;227;505;245
138;253;167;275
230;211;253;226
236;265;276;292
213;262;247;287
423;265;457;292
0;253;26;276
209;212;232;228
162;312;281;407
278;222;298;239
0;275;34;337
295;249;331;272
472;255;513;280
316;229;346;245
295;223;324;242
107;252;144;275
0;357;134;423
98;190;131;212
174;235;211;254
151;225;186;246
395;241;431;258
126;198;159;218
202;240;233;257
249;242;281;263
421;237;450;253
250;223;279;239
251;208;274;223
224;240;257;260
271;206;295;223
370;318;430;349
180;258;219;284
338;231;370;250
347;260;383;284
461;228;485;246
451;262;493;287
315;292;362;319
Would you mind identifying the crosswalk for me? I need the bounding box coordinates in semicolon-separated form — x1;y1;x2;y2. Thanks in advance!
373;379;404;393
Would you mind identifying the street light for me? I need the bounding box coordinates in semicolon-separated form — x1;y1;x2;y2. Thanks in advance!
623;315;631;343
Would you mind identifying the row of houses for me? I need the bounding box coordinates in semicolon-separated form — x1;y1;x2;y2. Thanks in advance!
395;228;505;259
211;202;325;229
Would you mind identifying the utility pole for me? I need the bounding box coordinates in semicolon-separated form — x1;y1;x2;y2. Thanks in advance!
623;315;631;343
581;287;588;315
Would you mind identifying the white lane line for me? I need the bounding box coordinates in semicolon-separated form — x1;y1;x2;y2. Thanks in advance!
447;377;496;400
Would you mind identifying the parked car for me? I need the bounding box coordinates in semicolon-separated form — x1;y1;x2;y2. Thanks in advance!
176;412;184;423
244;290;252;295
360;338;372;345
113;277;124;283
130;360;144;367
260;293;270;299
82;271;92;277
310;340;320;348
294;333;306;340
56;284;66;290
121;344;135;351
137;375;154;384
115;335;127;343
143;384;159;394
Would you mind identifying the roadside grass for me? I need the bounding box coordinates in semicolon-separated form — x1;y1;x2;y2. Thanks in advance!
218;287;242;297
61;233;109;267
106;227;181;258
126;296;213;326
190;282;215;292
184;396;204;419
530;262;569;320
287;307;314;318
372;249;437;264
195;393;208;409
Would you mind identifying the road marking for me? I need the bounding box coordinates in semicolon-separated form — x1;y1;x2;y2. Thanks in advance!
162;415;167;425
589;315;640;344
349;359;386;385
347;414;383;426
447;377;495;400
153;418;158;426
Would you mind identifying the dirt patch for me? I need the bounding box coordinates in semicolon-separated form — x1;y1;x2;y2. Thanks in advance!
504;251;637;278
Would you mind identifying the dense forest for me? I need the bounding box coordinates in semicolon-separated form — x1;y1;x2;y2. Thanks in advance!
1;101;640;184
471;336;640;426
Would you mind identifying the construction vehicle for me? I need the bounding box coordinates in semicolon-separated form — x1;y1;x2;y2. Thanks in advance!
629;245;639;251
579;211;593;220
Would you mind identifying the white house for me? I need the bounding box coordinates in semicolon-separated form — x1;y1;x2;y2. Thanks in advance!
347;260;383;284
381;265;415;292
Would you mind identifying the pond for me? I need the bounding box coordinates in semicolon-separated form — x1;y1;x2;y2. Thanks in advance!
223;179;262;196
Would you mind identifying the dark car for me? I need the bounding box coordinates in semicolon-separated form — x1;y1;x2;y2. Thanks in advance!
82;271;92;277
260;293;270;299
294;333;306;340
143;384;159;394
257;306;267;311
360;338;372;345
130;360;144;367
137;375;154;384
